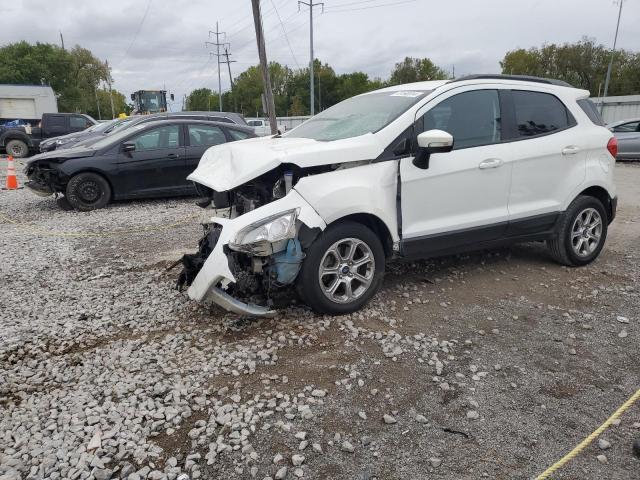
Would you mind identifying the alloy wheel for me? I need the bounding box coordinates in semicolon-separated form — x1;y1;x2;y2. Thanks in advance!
571;207;602;257
318;237;375;304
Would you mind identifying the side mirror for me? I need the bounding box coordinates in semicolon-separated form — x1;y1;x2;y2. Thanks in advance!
170;93;175;101
416;129;454;151
130;93;135;101
413;129;454;169
122;141;136;153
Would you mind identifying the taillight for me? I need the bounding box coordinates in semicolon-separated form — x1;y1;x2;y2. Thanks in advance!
607;137;618;158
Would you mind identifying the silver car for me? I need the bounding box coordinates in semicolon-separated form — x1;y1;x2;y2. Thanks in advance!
609;118;640;160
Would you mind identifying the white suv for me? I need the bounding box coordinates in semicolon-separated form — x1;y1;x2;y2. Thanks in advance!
179;75;618;317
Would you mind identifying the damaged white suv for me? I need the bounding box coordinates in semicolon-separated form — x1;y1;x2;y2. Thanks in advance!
179;74;618;317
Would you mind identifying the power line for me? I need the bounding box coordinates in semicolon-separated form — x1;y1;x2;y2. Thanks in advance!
325;0;381;7
227;9;304;59
271;0;300;68
226;0;289;40
116;0;153;67
324;0;416;13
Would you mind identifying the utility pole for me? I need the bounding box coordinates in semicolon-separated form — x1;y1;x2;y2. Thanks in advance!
59;31;65;50
105;61;115;119
251;0;277;134
94;86;101;120
206;22;227;112
222;46;237;112
602;0;624;112
317;71;321;111
298;0;323;116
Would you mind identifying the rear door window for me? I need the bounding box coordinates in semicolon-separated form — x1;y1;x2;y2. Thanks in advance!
512;90;575;137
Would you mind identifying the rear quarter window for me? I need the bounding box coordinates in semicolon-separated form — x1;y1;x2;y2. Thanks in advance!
577;99;605;126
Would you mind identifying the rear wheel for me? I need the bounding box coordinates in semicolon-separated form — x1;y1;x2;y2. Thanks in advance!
297;221;385;315
6;139;29;158
65;172;111;211
547;195;608;266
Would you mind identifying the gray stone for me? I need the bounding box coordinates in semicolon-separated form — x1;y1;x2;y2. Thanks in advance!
383;414;397;424
341;441;355;453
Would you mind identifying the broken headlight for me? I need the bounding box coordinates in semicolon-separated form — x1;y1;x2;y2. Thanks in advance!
229;209;298;254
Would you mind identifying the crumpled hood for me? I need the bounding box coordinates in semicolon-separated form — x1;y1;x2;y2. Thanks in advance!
25;146;96;166
187;134;382;192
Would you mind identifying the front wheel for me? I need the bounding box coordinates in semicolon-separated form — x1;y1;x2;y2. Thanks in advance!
547;195;608;266
65;172;112;211
297;221;385;315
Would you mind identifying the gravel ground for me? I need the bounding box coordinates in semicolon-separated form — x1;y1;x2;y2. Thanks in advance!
1;160;639;480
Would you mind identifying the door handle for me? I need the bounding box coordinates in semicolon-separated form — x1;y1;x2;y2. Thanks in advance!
561;146;581;155
478;158;503;169
167;153;179;159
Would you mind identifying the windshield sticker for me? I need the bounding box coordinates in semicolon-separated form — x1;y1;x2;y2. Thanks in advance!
390;91;423;98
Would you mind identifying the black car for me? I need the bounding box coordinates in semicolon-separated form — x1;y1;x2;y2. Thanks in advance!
39;117;134;152
40;111;248;153
24;119;256;211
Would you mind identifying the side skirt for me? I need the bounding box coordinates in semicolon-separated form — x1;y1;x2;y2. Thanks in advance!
400;212;560;259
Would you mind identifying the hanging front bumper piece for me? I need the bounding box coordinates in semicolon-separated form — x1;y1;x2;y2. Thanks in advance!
179;190;326;317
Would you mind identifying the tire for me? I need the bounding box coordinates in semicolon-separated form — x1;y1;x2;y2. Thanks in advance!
547;195;608;267
6;139;29;158
297;221;385;315
65;172;112;211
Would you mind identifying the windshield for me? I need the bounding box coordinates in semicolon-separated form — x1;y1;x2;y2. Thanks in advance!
285;90;430;141
90;120;119;133
89;123;149;150
139;92;165;113
103;117;134;134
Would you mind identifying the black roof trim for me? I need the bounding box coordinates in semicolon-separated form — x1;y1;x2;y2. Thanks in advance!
449;74;573;88
141;118;254;132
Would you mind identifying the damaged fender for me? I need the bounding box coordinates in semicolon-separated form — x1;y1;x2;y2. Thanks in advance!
186;189;326;315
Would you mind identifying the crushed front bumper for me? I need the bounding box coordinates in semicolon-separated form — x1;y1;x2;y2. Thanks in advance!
186;189;326;317
24;180;54;197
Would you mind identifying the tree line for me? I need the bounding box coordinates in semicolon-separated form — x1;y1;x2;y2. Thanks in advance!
1;38;639;120
501;38;640;97
0;41;129;119
186;57;449;116
188;38;640;116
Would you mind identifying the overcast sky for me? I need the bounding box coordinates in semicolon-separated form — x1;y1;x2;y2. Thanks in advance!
2;0;638;112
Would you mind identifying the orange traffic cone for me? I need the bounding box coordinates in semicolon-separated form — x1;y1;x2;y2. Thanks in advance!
5;155;19;190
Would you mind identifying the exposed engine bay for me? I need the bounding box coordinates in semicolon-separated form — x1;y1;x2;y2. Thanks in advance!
176;164;330;309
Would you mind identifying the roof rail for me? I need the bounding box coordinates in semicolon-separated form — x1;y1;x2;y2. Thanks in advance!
449;74;573;88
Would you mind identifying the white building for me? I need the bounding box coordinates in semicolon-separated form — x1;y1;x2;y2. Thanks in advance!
0;84;58;120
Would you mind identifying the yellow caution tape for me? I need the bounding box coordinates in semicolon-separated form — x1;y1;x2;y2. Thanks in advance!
0;210;200;238
535;388;640;479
